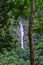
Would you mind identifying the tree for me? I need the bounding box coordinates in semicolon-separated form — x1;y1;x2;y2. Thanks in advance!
28;0;35;65
0;0;17;52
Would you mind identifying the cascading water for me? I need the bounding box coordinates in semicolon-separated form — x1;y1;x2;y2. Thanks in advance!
20;20;24;49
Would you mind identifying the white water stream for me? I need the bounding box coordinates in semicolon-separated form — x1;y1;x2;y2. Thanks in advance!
20;20;24;49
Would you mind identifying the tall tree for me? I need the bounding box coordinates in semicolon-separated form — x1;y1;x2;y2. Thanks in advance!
28;0;35;65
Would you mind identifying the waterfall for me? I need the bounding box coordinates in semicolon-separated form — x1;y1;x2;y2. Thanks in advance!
20;20;24;49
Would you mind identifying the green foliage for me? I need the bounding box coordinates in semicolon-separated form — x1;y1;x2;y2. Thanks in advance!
0;0;43;65
0;0;18;52
33;21;43;33
0;50;30;65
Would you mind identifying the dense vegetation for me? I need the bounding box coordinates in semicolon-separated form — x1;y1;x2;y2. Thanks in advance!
0;0;43;65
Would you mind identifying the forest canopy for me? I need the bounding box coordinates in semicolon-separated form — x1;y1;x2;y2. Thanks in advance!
0;0;43;65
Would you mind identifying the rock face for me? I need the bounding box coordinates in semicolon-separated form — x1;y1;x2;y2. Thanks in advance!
12;19;29;49
19;19;29;49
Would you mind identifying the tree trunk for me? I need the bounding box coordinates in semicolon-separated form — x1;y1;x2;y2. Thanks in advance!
28;0;35;65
